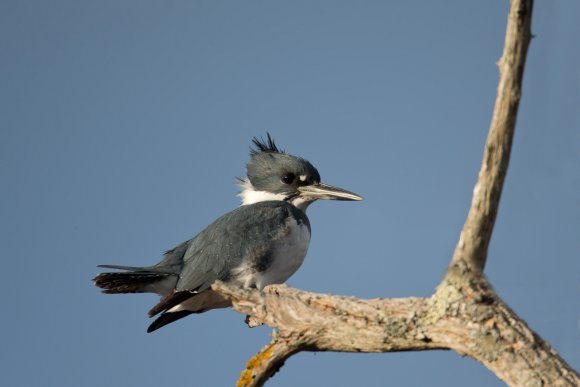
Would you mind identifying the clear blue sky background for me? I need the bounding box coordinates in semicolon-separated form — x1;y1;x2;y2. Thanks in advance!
1;1;578;386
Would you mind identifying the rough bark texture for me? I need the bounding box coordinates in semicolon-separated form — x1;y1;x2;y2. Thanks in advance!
449;0;533;274
212;0;580;385
214;278;577;387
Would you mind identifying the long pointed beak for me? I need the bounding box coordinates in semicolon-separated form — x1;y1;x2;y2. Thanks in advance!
298;182;363;201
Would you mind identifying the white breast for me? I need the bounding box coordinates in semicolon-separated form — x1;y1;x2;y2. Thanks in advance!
255;218;311;289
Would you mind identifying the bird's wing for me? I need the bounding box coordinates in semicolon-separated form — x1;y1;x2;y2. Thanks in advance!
151;238;192;274
148;201;309;316
178;200;309;291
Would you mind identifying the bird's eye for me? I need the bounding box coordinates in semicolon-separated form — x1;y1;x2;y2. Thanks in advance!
281;173;296;185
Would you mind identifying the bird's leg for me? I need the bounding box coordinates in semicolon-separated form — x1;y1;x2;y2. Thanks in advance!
244;284;266;328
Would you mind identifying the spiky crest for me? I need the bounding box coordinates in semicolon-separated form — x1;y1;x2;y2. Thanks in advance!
250;133;284;156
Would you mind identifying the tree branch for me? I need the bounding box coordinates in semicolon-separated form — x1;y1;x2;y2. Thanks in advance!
236;337;300;387
214;283;440;354
450;0;534;273
214;281;578;387
211;0;580;385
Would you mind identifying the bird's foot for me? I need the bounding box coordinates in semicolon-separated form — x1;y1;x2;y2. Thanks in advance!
245;315;263;328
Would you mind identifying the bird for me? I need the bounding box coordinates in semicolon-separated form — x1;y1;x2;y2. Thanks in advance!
94;134;362;332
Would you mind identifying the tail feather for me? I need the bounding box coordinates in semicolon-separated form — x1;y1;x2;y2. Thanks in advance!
97;264;149;271
94;265;174;294
147;311;194;333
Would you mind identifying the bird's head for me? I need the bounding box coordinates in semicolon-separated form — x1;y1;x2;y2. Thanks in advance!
238;134;363;211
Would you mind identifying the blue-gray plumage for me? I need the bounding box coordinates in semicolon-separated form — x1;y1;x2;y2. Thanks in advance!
94;134;362;332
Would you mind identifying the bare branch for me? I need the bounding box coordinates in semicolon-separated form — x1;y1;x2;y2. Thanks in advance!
214;281;579;386
431;272;579;386
236;338;299;387
450;0;534;273
214;282;439;354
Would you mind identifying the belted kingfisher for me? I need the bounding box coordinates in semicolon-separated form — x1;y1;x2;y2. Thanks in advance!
94;134;362;332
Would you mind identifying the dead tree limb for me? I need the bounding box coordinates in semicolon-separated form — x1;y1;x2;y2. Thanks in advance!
449;0;533;274
212;0;580;385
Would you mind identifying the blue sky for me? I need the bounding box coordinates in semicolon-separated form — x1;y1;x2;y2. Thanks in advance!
1;1;578;386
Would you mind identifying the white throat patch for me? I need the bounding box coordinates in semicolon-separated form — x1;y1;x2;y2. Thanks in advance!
237;179;287;205
237;178;315;212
